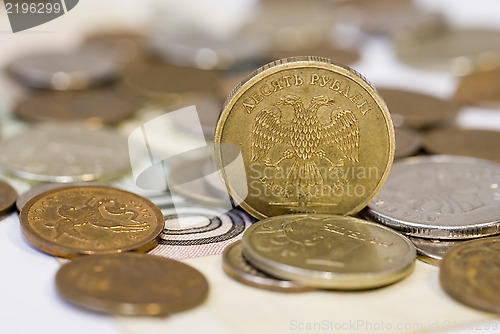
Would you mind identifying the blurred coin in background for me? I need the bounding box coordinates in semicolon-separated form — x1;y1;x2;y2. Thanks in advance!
268;42;360;67
119;62;221;105
395;24;500;75
6;48;121;90
394;127;421;159
0;180;17;218
423;128;500;164
454;68;500;108
0;122;130;183
82;29;148;64
14;88;137;125
378;87;459;129
150;31;266;70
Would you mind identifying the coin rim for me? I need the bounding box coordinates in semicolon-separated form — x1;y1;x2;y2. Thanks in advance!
222;240;314;292
214;56;395;219
366;155;500;239
55;253;209;315
241;214;416;289
439;237;500;314
19;185;165;258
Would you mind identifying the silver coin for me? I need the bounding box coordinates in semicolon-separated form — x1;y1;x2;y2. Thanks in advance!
366;155;500;239
222;241;313;292
409;236;470;265
150;32;265;70
16;182;104;212
0;123;130;183
395;127;421;159
171;96;222;139
6;48;120;90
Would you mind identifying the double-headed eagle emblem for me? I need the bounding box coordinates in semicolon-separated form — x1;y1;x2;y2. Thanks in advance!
251;95;359;186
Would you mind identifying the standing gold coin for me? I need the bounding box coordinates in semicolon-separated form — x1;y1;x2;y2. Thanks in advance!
242;214;416;289
215;57;394;219
56;253;208;315
19;185;164;258
440;237;500;314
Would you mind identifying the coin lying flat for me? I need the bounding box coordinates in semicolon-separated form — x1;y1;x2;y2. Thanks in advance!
56;253;208;315
19;185;164;258
0;180;17;216
378;87;459;129
83;29;147;64
454;69;500;108
396;27;500;74
215;57;395;219
242;214;416;289
222;240;313;292
14;89;137;125
440;237;500;314
409;236;469;266
423;128;500;164
171;96;223;139
6;49;120;90
366;155;500;239
394;127;421;159
0;122;130;182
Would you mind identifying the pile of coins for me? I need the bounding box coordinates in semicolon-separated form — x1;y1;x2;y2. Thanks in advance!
1;0;500;319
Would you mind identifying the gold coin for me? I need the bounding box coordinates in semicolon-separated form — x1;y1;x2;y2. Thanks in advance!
423;128;500;164
19;186;164;258
242;214;416;289
0;180;17;216
440;237;500;314
215;57;394;219
56;253;208;315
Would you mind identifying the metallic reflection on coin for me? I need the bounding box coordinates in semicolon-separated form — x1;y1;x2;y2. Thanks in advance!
366;155;500;239
6;49;120;90
242;214;416;289
423;128;500;164
215;57;395;219
168;155;230;207
395;127;421;159
19;185;164;257
0;180;17;216
14;89;137;125
440;237;500;314
410;236;468;265
16;182;104;212
454;68;500;108
222;241;313;292
396;27;500;75
378;87;459;129
0;122;130;183
56;253;208;315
